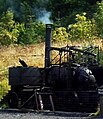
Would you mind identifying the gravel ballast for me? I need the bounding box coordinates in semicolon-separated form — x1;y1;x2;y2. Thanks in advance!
0;110;99;119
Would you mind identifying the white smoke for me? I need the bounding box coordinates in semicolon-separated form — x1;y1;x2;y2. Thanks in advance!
38;9;53;24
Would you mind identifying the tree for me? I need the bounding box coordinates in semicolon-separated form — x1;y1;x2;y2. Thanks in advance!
18;21;45;44
94;1;103;38
0;9;19;45
68;13;97;41
48;0;100;26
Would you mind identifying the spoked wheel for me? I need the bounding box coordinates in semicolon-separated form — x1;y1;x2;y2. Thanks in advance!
8;92;18;108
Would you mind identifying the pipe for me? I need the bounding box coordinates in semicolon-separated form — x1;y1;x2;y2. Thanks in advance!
45;24;52;68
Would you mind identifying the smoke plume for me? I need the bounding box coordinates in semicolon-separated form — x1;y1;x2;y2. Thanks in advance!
37;9;52;24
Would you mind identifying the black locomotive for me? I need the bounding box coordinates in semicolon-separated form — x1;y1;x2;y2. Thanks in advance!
7;24;103;112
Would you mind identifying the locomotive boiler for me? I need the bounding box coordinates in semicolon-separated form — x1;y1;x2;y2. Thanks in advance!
7;24;102;112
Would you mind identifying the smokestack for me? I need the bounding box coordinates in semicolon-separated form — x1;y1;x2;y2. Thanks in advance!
45;24;52;68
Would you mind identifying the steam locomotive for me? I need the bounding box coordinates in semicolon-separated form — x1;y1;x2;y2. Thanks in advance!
7;24;103;112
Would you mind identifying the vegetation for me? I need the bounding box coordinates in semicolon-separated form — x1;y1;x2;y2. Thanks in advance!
52;27;68;42
48;0;100;26
0;0;102;45
0;9;45;45
68;13;97;41
94;1;103;38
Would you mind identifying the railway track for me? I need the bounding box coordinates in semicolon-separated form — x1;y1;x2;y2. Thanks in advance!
0;109;97;119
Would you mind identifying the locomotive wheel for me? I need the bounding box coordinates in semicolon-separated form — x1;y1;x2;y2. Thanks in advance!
8;92;18;108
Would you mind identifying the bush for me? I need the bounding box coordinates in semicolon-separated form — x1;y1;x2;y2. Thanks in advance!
94;1;103;38
68;13;97;41
0;9;20;45
0;68;11;101
0;9;45;45
52;27;69;42
17;21;45;44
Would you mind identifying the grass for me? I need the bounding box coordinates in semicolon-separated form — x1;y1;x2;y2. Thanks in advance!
0;43;46;100
0;39;103;69
0;43;45;68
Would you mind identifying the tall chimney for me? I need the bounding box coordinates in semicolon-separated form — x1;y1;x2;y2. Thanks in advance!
45;24;52;68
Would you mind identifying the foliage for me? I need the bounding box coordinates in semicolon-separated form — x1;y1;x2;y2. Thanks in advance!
0;0;49;23
94;1;103;38
0;9;20;45
18;21;45;44
68;13;97;41
0;72;11;101
20;1;33;22
0;0;101;26
48;0;98;26
0;68;11;101
0;78;10;100
0;1;101;44
52;27;69;42
99;48;103;65
0;9;45;45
